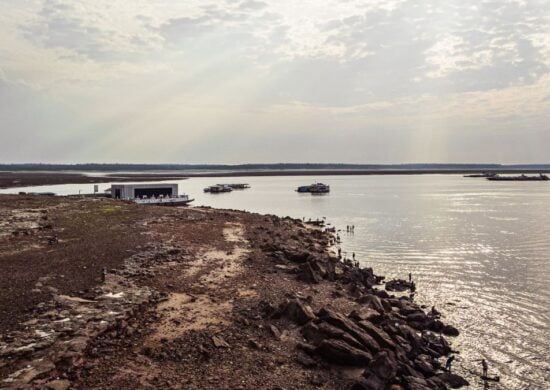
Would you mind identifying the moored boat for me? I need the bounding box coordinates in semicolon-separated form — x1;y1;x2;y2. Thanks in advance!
224;183;250;189
204;185;233;193
464;172;496;178
134;195;194;206
296;183;330;193
487;173;549;181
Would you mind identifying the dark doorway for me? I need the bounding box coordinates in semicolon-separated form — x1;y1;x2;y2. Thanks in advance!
114;189;121;199
134;187;173;198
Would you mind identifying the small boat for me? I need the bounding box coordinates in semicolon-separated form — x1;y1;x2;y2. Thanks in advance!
224;183;250;189
487;173;549;181
464;172;496;178
134;194;194;206
204;185;233;193
296;183;330;193
310;183;330;193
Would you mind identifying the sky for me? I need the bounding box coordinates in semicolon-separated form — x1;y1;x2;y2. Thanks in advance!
0;0;549;164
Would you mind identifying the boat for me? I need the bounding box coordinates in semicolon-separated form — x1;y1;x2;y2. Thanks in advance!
309;183;330;193
487;173;549;181
224;183;250;189
204;185;233;193
134;194;194;206
296;183;330;194
464;172;496;178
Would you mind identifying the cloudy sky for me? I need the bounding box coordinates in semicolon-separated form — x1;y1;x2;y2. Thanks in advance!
0;0;548;163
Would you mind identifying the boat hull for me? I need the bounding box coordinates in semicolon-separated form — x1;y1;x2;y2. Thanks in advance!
134;198;194;206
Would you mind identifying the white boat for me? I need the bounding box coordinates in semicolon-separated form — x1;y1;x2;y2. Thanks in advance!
134;195;194;206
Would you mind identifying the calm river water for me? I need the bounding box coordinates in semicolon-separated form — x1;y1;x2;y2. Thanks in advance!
2;175;549;389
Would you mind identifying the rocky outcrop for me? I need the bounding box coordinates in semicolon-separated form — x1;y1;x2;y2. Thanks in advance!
279;299;316;325
266;235;467;389
317;339;373;365
385;279;415;292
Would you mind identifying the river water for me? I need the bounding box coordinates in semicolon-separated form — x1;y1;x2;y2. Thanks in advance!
2;175;549;389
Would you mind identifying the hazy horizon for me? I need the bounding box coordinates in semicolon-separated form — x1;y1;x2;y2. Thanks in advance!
1;0;549;163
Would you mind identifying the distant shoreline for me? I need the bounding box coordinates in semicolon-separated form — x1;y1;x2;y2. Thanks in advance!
2;169;550;189
2;163;550;172
178;168;550;177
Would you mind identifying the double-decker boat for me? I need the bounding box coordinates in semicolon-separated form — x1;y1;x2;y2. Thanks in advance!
296;183;330;193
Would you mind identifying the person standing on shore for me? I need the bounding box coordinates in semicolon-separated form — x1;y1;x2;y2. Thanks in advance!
445;355;455;373
481;358;488;377
408;272;412;282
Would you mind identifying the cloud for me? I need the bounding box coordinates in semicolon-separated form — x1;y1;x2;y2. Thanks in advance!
0;0;548;163
239;1;268;11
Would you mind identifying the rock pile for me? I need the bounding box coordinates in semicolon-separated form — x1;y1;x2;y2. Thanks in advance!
385;279;415;292
262;231;468;389
270;296;467;389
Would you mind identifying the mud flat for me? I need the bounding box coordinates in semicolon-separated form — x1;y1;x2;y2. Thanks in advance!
0;195;467;389
0;172;189;189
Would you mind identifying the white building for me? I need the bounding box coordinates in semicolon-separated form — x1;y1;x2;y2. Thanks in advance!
110;183;178;199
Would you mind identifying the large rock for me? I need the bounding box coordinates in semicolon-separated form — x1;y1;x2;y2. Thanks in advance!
353;351;398;390
404;376;432;390
437;373;469;388
309;259;328;277
441;324;460;336
368;351;398;380
282;299;316;325
284;249;311;263
349;308;382;324
316;339;372;366
302;322;365;351
413;354;436;377
352;375;386;390
317;308;380;353
421;332;451;356
357;320;396;350
406;311;428;324
385;279;414;292
299;262;323;284
357;294;386;313
395;324;422;348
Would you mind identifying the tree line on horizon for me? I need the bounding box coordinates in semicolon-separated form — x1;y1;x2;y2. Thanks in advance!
1;163;549;172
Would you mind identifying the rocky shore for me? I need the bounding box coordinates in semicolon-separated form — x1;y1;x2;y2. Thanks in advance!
0;195;468;389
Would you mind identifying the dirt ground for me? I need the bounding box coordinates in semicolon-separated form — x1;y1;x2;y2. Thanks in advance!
0;195;465;390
